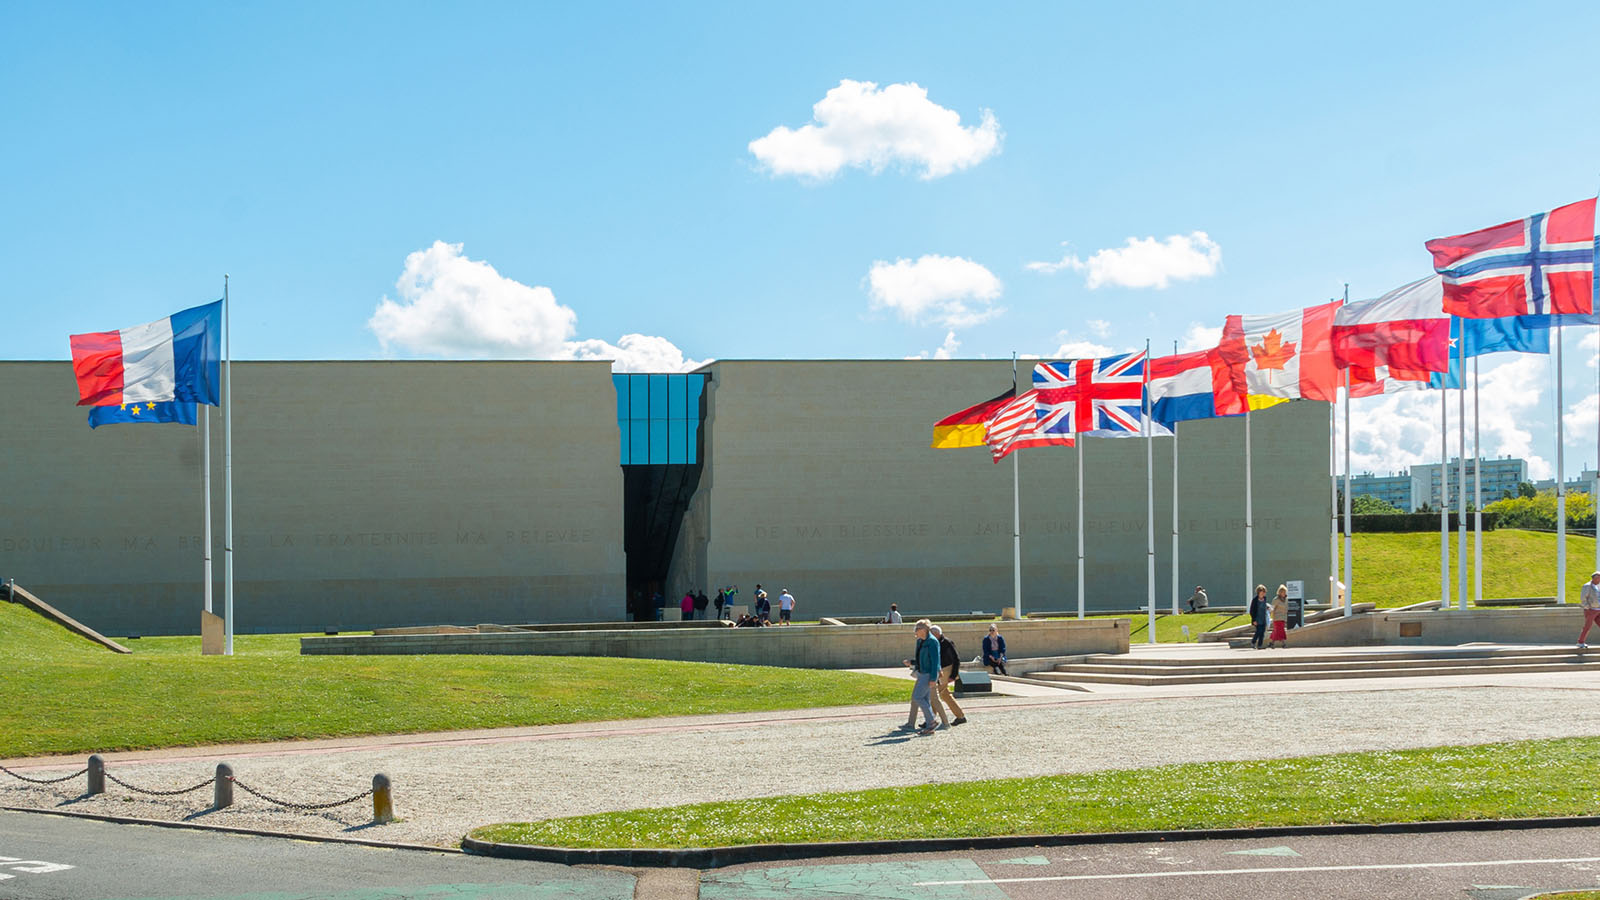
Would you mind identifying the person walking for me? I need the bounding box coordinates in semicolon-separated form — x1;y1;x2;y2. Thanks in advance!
1248;584;1269;650
981;623;1008;675
901;619;941;735
1187;585;1208;613
929;625;967;726
1579;572;1600;649
882;602;902;624
1268;584;1290;649
778;588;796;624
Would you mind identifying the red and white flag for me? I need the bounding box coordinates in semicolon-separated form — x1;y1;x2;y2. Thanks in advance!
1331;276;1451;375
1216;299;1343;409
985;389;1074;462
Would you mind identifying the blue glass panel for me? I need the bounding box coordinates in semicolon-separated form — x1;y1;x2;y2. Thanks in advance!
617;420;630;465
649;418;669;464
668;374;687;418
649;374;670;418
630;420;649;464
613;374;629;420
668;418;688;465
629;374;650;417
686;417;700;464
688;374;705;413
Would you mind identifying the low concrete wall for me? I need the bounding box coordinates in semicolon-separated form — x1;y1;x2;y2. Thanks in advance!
1276;607;1592;647
300;619;1130;669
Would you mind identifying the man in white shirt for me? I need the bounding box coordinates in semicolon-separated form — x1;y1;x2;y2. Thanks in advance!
778;588;796;624
883;602;902;624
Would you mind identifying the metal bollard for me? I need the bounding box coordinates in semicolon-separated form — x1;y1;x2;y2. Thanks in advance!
213;763;233;808
86;755;104;796
372;773;394;824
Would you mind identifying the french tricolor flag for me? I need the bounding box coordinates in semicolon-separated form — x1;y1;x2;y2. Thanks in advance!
69;301;222;407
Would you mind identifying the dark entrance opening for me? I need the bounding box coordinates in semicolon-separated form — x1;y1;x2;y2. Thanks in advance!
613;373;707;621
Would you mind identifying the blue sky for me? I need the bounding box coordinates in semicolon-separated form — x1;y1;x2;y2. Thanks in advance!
4;1;1599;476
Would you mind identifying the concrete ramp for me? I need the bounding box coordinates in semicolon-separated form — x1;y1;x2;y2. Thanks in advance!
4;582;130;653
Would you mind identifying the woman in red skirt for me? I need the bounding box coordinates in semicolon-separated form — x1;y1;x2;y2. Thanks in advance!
1268;584;1290;649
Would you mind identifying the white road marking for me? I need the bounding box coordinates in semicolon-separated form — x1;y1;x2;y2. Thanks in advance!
919;855;1600;885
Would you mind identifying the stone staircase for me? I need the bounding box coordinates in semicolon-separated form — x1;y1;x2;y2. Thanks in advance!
1029;646;1600;687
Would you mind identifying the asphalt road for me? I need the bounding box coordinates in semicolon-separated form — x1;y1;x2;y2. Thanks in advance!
8;809;1600;899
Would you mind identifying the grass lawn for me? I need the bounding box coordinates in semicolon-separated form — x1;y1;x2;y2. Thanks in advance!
470;736;1600;849
1085;611;1246;643
1338;529;1596;608
0;603;907;759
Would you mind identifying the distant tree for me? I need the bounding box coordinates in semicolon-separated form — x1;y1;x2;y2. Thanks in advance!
1518;481;1537;499
1351;495;1402;515
1484;489;1595;529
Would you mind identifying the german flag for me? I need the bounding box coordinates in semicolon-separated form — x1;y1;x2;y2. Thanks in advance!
930;389;1014;449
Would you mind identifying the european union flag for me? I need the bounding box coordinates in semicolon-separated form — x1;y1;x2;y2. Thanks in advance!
87;401;198;429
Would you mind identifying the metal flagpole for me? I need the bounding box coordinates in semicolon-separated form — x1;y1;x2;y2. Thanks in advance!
1340;284;1352;617
1595;319;1599;582
1076;437;1085;620
1343;368;1353;617
1557;324;1567;604
1145;341;1156;644
1171;339;1180;616
1473;355;1483;608
1244;407;1254;610
1457;329;1468;610
1011;353;1022;619
1330;400;1338;611
1440;380;1450;609
224;275;235;654
203;405;212;615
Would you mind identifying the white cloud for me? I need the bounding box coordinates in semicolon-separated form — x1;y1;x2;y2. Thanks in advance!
1582;329;1599;368
369;241;703;372
749;80;1001;180
1178;322;1222;352
1565;392;1597;443
866;255;1003;328
1028;231;1222;290
905;331;961;360
1341;355;1552;480
1049;329;1115;360
1087;318;1111;338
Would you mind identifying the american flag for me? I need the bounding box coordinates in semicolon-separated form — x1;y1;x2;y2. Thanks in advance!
985;389;1074;462
1033;351;1149;436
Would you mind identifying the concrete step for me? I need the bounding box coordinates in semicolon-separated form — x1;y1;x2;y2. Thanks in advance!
1082;646;1587;667
1053;655;1592;678
1032;658;1600;686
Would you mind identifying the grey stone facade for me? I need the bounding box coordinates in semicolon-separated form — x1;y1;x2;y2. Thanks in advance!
0;359;1331;635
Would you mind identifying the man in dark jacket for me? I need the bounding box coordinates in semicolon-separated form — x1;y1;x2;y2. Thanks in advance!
901;619;941;735
929;625;967;726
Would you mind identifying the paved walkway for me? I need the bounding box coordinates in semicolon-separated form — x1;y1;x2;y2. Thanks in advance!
4;646;1600;848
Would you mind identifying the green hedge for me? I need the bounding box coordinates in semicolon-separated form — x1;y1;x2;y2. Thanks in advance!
1341;512;1499;533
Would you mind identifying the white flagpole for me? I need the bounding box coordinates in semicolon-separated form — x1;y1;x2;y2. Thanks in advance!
1342;368;1353;616
1244;406;1254;610
1011;353;1022;619
1557;323;1567;604
1171;339;1180;616
1457;330;1468;610
1145;341;1156;644
1330;400;1338;611
1473;355;1483;608
1440;377;1450;610
203;405;212;615
1595;318;1599;582
1076;437;1085;620
223;275;235;655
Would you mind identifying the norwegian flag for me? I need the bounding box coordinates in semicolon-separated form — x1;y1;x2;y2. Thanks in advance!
985;389;1074;461
1033;351;1159;437
1425;197;1597;319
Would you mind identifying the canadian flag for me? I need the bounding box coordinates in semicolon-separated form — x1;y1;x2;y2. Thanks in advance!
1216;299;1345;410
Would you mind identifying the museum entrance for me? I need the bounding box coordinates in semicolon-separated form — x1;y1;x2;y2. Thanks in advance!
613;372;708;621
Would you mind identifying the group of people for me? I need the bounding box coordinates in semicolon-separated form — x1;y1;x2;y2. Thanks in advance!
678;589;711;620
1248;583;1292;650
898;620;1009;735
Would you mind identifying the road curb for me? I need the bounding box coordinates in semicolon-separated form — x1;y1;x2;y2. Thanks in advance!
461;814;1600;869
0;804;459;855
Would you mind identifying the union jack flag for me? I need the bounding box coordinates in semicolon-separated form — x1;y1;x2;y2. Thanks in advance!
1425;197;1596;319
1033;351;1151;436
